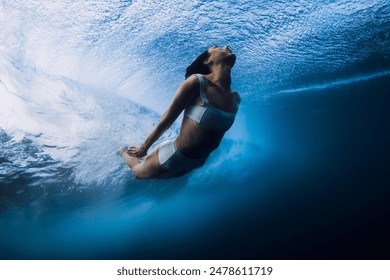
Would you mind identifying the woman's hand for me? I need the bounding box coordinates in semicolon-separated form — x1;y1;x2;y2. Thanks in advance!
127;145;147;158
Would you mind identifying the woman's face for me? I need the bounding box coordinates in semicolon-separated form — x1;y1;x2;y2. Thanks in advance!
207;46;236;67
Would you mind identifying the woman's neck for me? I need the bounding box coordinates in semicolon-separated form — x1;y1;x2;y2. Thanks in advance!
208;65;232;91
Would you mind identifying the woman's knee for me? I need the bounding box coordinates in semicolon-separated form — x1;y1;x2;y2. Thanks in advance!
132;165;149;179
132;159;162;179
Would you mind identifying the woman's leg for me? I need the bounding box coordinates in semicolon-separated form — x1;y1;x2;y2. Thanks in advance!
118;147;165;179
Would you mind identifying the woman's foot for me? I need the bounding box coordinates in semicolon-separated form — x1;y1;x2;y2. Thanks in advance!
117;146;142;169
117;146;128;156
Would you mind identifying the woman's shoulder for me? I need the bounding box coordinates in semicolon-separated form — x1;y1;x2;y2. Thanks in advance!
185;74;201;84
179;74;201;97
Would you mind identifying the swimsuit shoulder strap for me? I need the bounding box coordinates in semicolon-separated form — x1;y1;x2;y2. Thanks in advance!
194;74;209;104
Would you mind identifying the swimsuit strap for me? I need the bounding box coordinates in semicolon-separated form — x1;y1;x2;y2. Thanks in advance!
194;74;209;104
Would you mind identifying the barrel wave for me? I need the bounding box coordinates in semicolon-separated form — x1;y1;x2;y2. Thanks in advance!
0;0;389;259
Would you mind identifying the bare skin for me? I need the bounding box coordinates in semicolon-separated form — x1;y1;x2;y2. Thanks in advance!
118;46;239;179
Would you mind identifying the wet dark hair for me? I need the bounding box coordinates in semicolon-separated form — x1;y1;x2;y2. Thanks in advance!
185;49;211;79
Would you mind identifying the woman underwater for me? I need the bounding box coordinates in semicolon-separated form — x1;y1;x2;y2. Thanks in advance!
118;46;240;179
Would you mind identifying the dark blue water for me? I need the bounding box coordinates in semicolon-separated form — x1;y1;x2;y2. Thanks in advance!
0;0;389;259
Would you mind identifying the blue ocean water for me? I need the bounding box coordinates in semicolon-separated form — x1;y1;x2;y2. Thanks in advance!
0;0;389;259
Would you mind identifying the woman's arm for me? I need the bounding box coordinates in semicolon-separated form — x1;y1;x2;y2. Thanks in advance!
127;75;199;157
